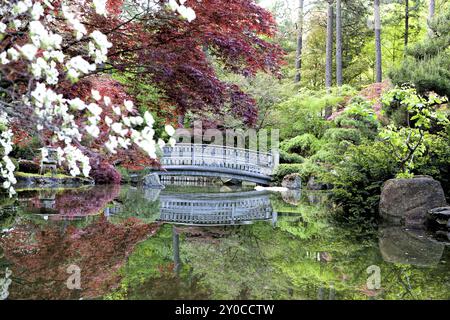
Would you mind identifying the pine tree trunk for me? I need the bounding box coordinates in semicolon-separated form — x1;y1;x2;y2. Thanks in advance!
428;0;435;36
294;0;305;83
325;0;334;90
405;0;409;47
374;0;382;83
336;0;343;87
178;112;185;128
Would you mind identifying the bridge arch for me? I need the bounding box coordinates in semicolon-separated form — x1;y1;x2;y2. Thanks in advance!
152;144;278;185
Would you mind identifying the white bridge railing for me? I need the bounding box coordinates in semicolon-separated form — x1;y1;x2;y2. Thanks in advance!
160;144;278;176
158;191;276;226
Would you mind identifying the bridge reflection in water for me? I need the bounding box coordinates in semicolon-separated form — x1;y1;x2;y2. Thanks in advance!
157;190;278;227
156;189;278;275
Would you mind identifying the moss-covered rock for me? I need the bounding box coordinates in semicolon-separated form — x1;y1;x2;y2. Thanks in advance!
14;172;94;189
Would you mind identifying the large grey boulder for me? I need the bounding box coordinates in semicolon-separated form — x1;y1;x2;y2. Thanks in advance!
281;174;302;190
142;173;165;189
379;176;447;226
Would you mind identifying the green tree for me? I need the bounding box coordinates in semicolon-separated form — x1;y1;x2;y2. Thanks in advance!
390;4;450;96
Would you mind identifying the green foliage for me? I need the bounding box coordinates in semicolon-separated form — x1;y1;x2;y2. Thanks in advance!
390;5;450;97
271;87;355;140
323;141;398;217
274;160;322;182
380;86;449;175
322;128;362;145
280;134;321;157
382;86;448;127
11;136;41;160
279;150;304;164
334;97;380;138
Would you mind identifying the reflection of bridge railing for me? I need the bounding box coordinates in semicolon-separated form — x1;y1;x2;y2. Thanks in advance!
156;144;278;185
157;190;277;226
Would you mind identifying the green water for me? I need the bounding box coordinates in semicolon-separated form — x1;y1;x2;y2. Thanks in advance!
0;185;448;300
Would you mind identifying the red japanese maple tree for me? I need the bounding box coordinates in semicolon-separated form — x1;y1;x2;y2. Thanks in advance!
92;0;284;127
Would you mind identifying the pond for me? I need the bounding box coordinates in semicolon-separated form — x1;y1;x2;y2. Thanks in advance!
0;184;449;300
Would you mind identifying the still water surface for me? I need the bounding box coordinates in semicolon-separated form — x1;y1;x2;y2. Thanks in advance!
0;185;448;300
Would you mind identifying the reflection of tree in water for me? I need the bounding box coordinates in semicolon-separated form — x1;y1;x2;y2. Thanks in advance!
20;185;121;220
110;186;161;223
174;223;294;300
0;216;159;299
109;225;275;300
106;225;212;300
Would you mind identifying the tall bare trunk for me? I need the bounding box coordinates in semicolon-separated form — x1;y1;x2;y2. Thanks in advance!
295;0;305;83
428;0;435;36
405;0;409;47
336;0;343;87
374;0;382;83
325;0;334;90
178;112;185;128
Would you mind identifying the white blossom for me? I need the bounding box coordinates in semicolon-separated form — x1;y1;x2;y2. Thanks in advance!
7;48;20;61
104;96;111;106
105;116;113;126
0;0;196;195
157;138;166;149
0;52;10;65
177;5;196;22
91;89;102;101
124;100;134;112
105;135;118;154
90;31;112;50
93;0;107;16
111;122;128;136
0;22;6;34
66;56;96;76
144;111;155;126
165;124;175;136
69;98;86;111
86;124;100;138
167;0;196;22
112;106;121;116
0;267;12;300
87;103;102;117
168;137;176;147
62;5;87;40
13;1;29;15
30;2;44;20
19;44;38;61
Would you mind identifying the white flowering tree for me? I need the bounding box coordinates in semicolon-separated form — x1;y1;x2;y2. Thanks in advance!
0;0;195;195
0;268;12;300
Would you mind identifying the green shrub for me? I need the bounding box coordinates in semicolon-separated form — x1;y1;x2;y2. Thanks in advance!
280;134;321;157
11;136;42;160
334;98;380;138
279;150;304;164
274;160;322;183
322;142;398;217
323;128;362;145
291;113;331;139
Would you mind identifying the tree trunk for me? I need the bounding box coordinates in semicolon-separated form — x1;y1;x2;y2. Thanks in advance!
336;0;343;87
428;0;435;36
177;112;185;128
374;0;383;83
405;0;409;47
325;0;334;90
294;0;305;83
